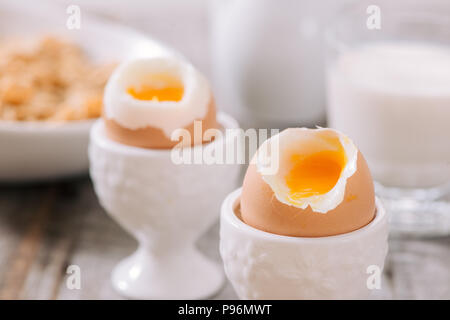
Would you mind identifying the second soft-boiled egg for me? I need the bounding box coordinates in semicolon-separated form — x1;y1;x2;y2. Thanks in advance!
240;128;375;237
103;57;219;149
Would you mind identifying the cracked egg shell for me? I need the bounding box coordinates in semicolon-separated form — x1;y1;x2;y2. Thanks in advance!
104;98;218;149
240;128;375;237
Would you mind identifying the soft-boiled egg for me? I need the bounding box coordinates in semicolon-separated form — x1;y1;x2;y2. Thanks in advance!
240;128;375;237
103;57;218;149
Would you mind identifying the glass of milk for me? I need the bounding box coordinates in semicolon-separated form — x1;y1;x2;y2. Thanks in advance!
325;0;450;236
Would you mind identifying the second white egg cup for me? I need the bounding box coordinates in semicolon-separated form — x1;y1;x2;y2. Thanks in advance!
89;113;240;299
220;188;389;299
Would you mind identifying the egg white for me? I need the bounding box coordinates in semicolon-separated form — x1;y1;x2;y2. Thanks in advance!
255;128;358;213
103;57;210;137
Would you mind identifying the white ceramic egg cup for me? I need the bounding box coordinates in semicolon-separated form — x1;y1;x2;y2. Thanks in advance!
89;113;240;299
220;188;389;300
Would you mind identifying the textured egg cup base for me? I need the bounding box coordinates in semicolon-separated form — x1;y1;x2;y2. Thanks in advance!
111;246;224;300
220;188;389;300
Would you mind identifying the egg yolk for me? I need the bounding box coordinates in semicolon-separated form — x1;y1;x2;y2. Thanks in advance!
286;148;347;199
127;73;184;102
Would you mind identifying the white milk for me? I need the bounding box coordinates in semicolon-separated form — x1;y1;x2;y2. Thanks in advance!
327;42;450;188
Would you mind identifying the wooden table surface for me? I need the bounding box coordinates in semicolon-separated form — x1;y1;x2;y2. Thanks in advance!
0;177;449;300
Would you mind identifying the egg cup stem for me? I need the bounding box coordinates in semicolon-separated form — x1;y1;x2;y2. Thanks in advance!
111;243;224;300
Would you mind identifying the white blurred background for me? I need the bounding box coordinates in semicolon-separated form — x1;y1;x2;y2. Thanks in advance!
53;0;350;129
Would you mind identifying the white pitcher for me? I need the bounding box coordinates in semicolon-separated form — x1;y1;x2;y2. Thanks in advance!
210;0;348;129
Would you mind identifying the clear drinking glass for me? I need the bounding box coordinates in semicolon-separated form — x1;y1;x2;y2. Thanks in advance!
325;0;450;236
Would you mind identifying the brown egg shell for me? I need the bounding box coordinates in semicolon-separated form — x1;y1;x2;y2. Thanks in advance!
103;97;219;149
240;151;376;237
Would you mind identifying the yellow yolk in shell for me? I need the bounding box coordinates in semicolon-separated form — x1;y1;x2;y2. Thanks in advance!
127;73;184;102
286;148;347;200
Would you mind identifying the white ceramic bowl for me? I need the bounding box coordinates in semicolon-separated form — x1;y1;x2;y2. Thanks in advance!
0;0;176;182
220;188;389;300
